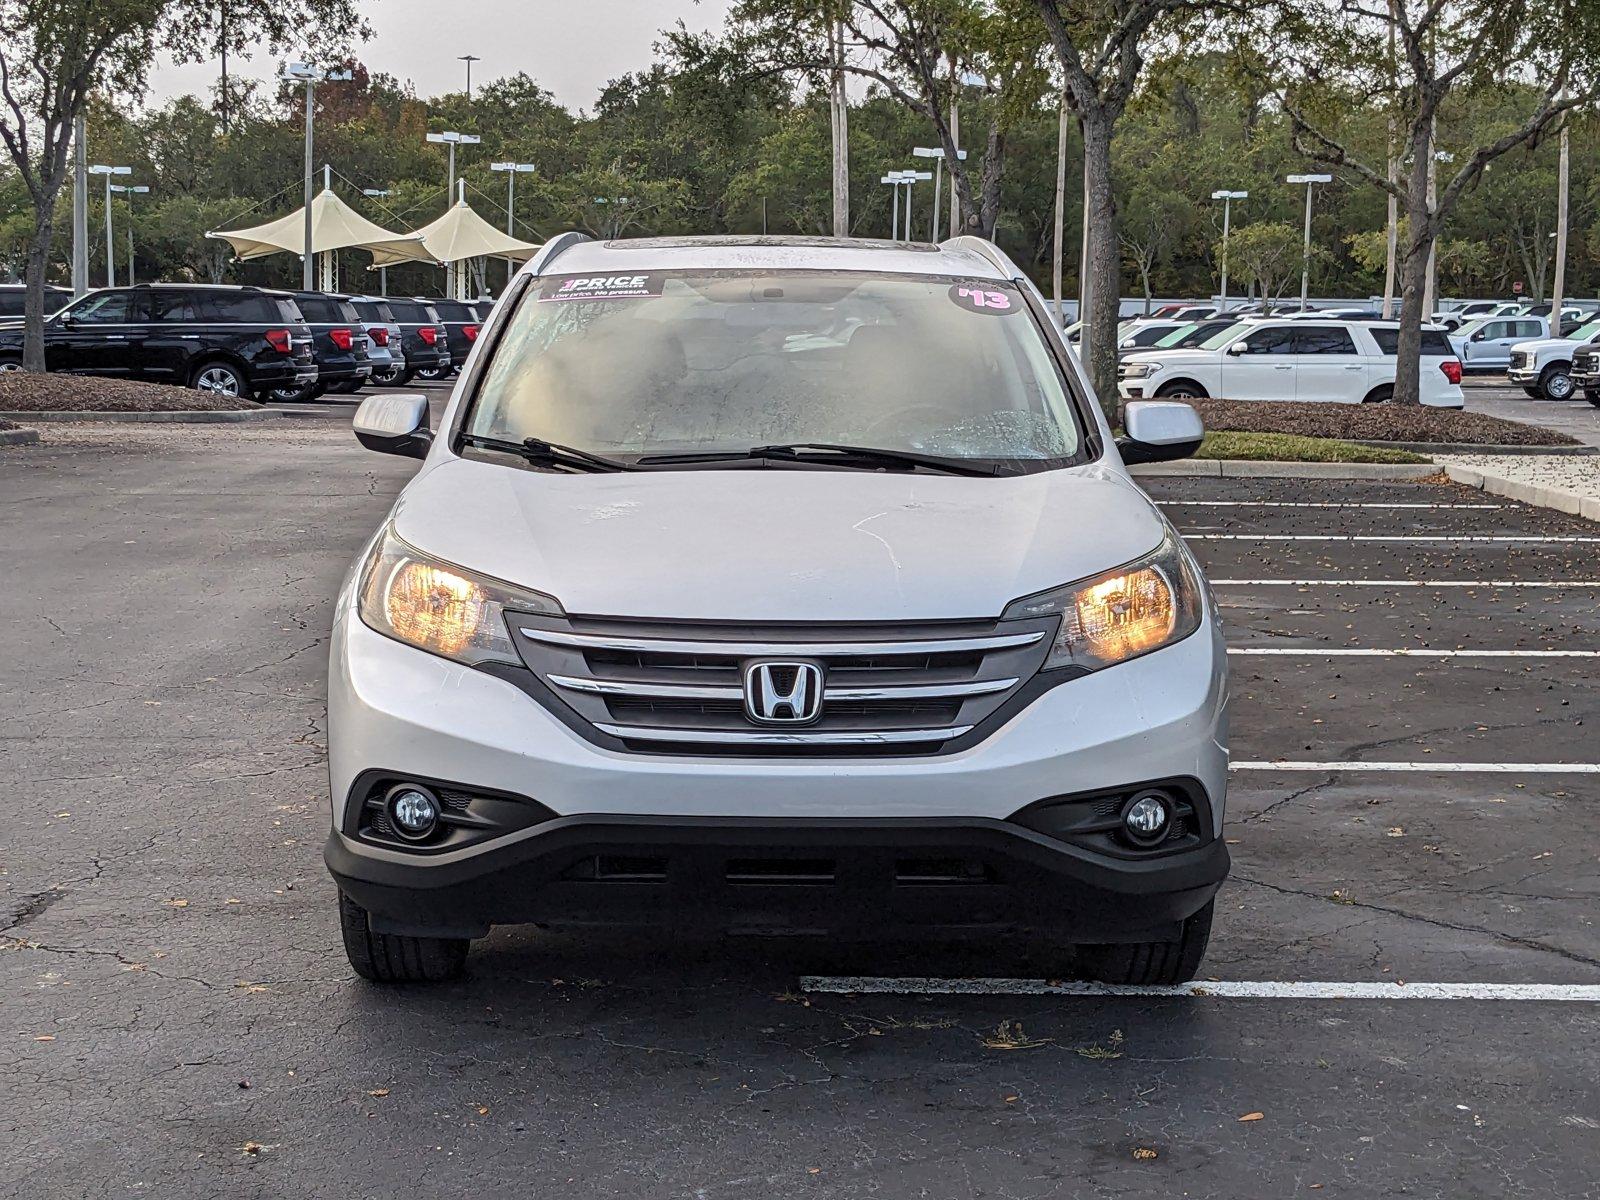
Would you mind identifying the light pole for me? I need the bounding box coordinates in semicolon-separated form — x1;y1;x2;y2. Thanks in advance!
88;165;131;287
490;162;535;291
880;174;904;239
427;130;481;294
459;54;480;101
110;183;149;285
912;146;966;243
1286;173;1332;309
362;188;392;294
1210;190;1247;313
899;170;932;240
283;62;352;289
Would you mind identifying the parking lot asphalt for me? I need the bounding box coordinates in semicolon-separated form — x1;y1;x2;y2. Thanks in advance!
1462;375;1600;446
3;427;1599;1199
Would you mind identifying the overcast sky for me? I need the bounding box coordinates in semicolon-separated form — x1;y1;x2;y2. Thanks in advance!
147;0;736;112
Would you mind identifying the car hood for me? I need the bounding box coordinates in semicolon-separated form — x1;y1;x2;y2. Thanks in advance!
1511;337;1574;355
390;456;1165;622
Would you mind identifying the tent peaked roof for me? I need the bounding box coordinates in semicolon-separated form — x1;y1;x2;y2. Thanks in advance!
411;199;542;264
208;188;435;267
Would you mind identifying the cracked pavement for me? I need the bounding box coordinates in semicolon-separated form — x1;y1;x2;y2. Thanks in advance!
2;428;1598;1198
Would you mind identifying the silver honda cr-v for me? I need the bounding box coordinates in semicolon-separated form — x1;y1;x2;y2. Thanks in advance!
327;233;1229;984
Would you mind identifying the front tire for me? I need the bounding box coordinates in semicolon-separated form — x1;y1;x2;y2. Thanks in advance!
1154;379;1209;400
0;353;23;373
1075;900;1214;985
1540;364;1576;401
338;892;469;983
1362;384;1394;404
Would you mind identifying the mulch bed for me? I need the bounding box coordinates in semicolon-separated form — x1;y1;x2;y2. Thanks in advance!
0;372;260;413
1191;398;1576;447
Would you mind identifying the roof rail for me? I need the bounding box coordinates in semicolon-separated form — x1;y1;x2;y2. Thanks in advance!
528;230;592;275
939;235;1023;280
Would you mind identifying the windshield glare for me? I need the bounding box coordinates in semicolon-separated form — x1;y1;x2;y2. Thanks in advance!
1566;320;1600;342
1198;321;1251;351
1155;322;1199;348
463;270;1085;463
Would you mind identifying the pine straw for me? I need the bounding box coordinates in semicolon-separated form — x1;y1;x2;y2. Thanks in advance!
0;372;260;412
1191;398;1575;446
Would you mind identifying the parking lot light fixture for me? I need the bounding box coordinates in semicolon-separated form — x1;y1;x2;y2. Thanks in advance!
283;62;353;288
896;169;933;241
1210;190;1247;313
109;183;149;285
88;165;131;287
913;146;966;243
363;189;393;293
491;163;536;288
1286;174;1333;308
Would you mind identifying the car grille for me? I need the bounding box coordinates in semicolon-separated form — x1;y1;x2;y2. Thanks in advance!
510;613;1058;756
1575;349;1599;374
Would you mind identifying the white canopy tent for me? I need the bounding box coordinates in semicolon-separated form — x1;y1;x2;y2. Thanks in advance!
208;186;434;290
410;195;541;298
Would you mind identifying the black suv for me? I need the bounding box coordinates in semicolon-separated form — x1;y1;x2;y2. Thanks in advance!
0;283;72;318
384;297;451;384
268;291;372;402
414;297;482;380
0;284;316;399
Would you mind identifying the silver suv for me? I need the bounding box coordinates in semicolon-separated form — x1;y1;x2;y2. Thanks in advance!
327;234;1230;984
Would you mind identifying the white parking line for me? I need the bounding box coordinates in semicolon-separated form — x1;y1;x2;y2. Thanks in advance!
1229;648;1600;658
1212;579;1600;588
1158;501;1503;510
1233;760;1600;773
800;978;1600;1001
1193;535;1600;543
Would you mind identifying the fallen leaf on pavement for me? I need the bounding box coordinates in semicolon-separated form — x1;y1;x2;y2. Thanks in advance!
1239;1112;1265;1123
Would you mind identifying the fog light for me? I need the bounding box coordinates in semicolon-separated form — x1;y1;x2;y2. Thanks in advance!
1122;791;1171;844
388;787;439;840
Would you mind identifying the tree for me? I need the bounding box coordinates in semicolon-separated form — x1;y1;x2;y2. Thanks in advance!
0;0;364;370
1222;221;1323;310
1278;1;1600;403
1034;0;1228;415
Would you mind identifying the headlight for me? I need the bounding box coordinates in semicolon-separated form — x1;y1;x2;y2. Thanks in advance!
357;525;562;666
1002;531;1203;671
1121;361;1163;378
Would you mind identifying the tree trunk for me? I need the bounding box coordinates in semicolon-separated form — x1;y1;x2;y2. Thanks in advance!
1079;110;1119;420
976;121;1005;239
22;200;58;373
1394;123;1437;407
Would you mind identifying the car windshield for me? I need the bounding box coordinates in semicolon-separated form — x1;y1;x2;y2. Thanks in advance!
1565;320;1600;342
1154;323;1199;348
462;269;1086;465
1198;321;1252;351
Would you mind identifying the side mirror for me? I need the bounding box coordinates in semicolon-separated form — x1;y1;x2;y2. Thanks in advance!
1118;400;1204;465
353;393;431;459
1225;340;1248;356
1470;330;1486;342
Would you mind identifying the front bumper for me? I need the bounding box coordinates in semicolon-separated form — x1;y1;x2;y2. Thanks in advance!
326;600;1230;940
327;813;1228;941
1507;368;1539;384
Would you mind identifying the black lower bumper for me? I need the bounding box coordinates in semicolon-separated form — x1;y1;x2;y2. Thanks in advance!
325;816;1229;943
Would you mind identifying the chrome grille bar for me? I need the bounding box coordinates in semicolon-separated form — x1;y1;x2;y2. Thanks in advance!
522;628;1042;657
548;674;1017;702
593;723;974;746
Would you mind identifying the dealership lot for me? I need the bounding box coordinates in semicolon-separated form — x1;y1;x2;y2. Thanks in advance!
3;428;1598;1197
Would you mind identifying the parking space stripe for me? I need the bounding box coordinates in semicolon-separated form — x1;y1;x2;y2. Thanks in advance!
1212;579;1600;588
1232;760;1600;773
800;978;1600;1001
1228;648;1600;658
1157;501;1504;510
1192;535;1600;543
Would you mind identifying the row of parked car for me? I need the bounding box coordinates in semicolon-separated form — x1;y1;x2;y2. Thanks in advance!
0;282;494;402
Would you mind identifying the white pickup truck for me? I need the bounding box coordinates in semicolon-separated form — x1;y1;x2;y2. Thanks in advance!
1507;317;1600;401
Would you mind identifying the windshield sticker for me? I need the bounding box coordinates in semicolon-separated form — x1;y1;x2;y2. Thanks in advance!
949;284;1016;314
540;274;664;302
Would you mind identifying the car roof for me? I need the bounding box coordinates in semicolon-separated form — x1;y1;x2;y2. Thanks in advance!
543;234;1010;281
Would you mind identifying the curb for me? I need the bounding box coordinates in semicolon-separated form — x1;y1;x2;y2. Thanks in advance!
1443;464;1600;522
1356;440;1596;456
0;427;39;446
1131;459;1436;480
2;408;284;423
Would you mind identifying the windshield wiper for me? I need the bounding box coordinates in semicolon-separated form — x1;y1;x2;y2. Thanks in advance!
460;433;636;473
636;442;1000;477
